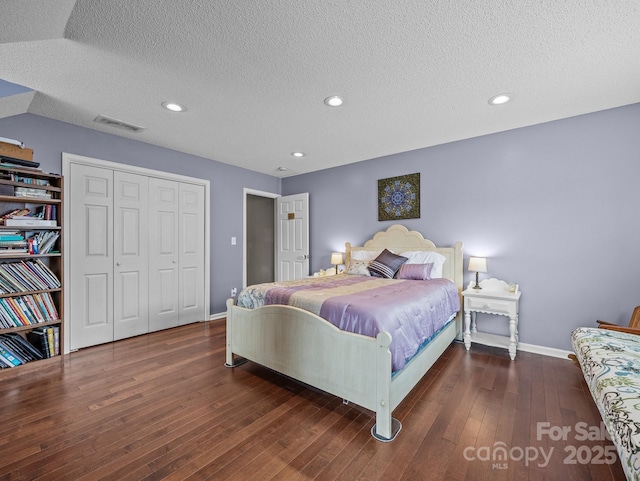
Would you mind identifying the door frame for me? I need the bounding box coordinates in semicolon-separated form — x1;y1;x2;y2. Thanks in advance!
243;188;278;288
62;153;211;353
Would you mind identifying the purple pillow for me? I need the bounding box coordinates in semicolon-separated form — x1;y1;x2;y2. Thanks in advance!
368;249;408;279
396;263;433;280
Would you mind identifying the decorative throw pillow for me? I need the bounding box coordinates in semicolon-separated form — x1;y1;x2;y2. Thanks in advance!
396;263;433;280
368;249;408;279
399;251;447;278
345;259;371;276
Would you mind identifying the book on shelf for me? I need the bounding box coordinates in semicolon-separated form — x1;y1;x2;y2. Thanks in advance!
0;293;59;327
0;342;22;367
5;263;37;290
26;326;58;359
23;296;44;323
10;174;50;186
45;327;54;357
4;218;56;227
0;298;19;327
26;326;57;358
0;305;14;328
0;352;14;368
38;204;57;221
0;268;27;293
16;297;36;324
32;231;59;254
0;333;43;363
38;293;59;321
0;332;47;367
0;208;31;223
0;233;25;241
1;207;58;227
26;329;48;358
3;333;44;361
53;325;59;355
0;262;60;294
0;246;28;256
5;297;29;326
0;161;40;171
13;187;51;199
32;259;61;288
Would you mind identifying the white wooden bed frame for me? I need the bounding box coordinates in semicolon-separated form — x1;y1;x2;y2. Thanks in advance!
226;224;463;441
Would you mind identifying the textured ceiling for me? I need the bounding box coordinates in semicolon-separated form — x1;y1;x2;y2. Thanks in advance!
0;1;639;177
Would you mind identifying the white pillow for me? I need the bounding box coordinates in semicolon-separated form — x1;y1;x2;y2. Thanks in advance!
399;251;447;278
349;249;382;261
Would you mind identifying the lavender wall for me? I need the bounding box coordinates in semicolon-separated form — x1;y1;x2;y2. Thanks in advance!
0;113;281;315
282;103;640;351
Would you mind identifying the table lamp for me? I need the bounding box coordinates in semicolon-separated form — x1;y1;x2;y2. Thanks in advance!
330;252;343;275
468;257;487;289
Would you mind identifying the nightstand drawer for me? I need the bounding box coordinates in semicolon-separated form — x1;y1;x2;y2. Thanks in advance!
466;297;511;314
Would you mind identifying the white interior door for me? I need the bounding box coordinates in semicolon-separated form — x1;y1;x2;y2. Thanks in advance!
113;171;149;340
178;182;205;325
69;163;114;350
148;177;180;331
276;193;309;281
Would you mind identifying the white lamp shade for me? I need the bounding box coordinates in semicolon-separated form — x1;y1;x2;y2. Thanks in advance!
468;257;487;273
330;252;344;265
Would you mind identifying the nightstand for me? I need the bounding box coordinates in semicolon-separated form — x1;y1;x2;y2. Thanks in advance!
462;278;521;360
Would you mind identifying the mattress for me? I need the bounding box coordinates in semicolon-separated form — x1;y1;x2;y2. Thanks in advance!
238;274;460;371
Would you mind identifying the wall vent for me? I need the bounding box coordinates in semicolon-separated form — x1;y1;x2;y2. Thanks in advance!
94;115;146;133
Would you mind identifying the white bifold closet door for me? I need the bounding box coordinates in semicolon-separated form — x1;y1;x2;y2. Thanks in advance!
177;181;206;326
148;178;206;331
69;163;205;351
113;171;149;340
69;163;115;349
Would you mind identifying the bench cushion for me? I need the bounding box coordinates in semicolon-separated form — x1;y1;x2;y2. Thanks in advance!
572;327;640;480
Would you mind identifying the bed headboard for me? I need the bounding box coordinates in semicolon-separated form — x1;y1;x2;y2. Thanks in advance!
345;224;464;296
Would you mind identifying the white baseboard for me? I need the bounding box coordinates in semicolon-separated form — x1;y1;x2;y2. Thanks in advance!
209;312;226;321
517;342;573;360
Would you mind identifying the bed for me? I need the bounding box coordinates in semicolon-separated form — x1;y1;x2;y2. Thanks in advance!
225;224;463;441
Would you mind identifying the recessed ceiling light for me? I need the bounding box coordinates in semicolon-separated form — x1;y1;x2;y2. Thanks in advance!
291;152;305;158
162;101;186;112
324;96;344;107
489;94;511;105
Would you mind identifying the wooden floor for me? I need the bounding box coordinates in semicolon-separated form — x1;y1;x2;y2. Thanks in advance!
0;321;625;481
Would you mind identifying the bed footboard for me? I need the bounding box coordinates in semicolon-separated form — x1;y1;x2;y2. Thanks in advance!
226;298;399;440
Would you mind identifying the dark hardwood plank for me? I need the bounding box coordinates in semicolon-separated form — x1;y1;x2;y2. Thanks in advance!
0;321;626;481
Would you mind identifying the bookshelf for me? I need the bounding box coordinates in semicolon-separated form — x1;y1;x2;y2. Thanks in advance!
0;165;63;371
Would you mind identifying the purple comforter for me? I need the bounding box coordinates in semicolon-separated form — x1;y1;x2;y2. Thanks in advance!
238;275;460;371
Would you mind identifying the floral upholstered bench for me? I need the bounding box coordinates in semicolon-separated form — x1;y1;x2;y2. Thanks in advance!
571;327;640;480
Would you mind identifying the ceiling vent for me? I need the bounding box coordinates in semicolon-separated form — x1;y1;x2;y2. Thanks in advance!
94;115;146;133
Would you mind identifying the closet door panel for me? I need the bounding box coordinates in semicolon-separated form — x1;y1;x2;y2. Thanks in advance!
179;183;206;325
67;154;209;349
69;164;114;350
113;171;149;340
149;178;180;331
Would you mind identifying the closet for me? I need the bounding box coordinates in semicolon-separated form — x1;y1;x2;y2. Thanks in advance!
63;154;209;351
